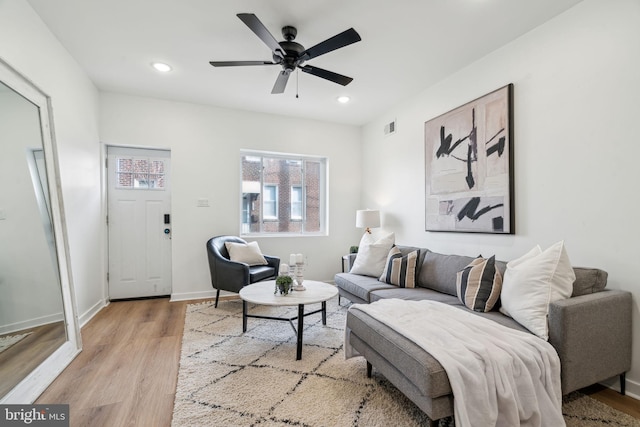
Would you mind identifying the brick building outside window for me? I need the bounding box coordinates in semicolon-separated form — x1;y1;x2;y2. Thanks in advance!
241;151;326;235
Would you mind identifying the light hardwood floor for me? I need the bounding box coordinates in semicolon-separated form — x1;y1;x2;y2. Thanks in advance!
36;297;639;426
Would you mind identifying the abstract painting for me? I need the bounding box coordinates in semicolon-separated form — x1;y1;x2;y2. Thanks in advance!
425;84;514;233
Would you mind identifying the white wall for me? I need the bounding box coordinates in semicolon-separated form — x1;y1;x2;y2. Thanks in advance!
0;0;105;324
362;0;640;396
99;93;362;300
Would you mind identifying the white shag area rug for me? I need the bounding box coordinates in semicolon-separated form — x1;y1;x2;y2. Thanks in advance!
0;332;31;354
172;298;640;427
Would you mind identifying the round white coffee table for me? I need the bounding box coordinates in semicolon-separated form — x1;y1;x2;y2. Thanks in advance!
239;280;338;360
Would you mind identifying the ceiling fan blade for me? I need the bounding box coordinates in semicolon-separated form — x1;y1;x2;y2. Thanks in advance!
300;28;361;61
209;61;278;67
299;65;353;86
237;13;285;59
271;70;290;94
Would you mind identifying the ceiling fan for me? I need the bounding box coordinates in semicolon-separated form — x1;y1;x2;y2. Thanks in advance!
209;13;361;94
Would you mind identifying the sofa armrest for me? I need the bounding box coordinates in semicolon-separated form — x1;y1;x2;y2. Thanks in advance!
264;255;280;274
344;254;357;272
548;290;632;394
217;259;251;291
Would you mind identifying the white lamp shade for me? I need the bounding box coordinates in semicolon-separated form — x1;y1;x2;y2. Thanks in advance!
356;209;380;229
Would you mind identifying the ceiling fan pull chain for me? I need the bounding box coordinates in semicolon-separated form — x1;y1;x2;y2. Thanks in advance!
296;69;299;99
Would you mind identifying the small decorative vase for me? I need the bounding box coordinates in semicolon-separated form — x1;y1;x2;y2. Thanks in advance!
275;275;293;295
277;283;290;295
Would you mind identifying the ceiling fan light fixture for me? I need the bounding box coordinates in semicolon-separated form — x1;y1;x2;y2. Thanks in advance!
209;13;361;95
337;96;350;104
151;62;172;72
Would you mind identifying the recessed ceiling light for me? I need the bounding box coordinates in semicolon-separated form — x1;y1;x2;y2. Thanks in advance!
337;96;350;104
152;62;172;72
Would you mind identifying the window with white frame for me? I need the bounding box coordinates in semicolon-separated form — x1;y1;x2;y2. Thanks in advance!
263;184;278;219
115;157;166;190
291;186;303;220
240;150;327;236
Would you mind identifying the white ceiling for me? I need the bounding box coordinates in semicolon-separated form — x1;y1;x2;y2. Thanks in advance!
27;0;583;126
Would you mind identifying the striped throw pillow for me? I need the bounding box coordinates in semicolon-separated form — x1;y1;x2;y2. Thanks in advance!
379;247;419;288
456;255;502;312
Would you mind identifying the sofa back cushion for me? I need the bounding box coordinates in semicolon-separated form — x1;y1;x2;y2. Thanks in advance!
418;250;476;296
493;262;606;297
414;249;607;299
572;267;607;296
495;260;507;277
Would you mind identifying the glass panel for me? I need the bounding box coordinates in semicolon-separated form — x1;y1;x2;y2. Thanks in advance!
304;160;321;232
241;154;262;233
0;80;67;397
291;186;302;220
116;157;165;190
134;173;149;189
117;158;131;172
263;185;277;218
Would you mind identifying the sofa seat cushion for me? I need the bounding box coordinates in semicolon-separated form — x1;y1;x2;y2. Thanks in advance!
335;273;395;302
370;287;462;305
347;307;452;399
347;302;532;400
463;309;530;333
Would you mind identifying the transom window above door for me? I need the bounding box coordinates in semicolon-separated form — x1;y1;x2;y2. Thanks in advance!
115;157;166;190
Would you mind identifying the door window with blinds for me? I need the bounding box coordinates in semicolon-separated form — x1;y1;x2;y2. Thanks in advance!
240;150;327;236
115;157;166;190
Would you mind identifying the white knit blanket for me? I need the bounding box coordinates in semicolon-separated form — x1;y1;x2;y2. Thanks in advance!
345;299;564;427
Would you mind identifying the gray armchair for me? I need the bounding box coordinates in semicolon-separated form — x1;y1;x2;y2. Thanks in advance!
206;235;280;307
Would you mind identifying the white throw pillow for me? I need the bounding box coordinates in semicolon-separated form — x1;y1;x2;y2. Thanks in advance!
350;231;395;277
500;241;576;340
225;241;268;266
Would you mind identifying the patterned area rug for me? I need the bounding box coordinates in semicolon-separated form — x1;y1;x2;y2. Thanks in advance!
173;298;639;426
0;332;31;354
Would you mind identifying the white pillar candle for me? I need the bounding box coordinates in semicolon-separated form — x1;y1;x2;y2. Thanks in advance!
290;254;296;265
279;263;289;275
296;253;304;264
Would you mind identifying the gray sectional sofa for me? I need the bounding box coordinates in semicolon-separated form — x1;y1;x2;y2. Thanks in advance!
335;246;632;424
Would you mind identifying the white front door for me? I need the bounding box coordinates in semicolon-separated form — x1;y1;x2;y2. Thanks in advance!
107;146;172;299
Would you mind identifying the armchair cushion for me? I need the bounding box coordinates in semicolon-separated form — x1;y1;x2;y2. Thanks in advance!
250;265;277;282
225;241;268;266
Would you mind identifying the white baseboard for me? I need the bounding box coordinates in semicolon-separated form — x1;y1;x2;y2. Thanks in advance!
626;378;640;400
170;289;218;302
0;312;65;335
78;298;108;327
599;375;640;400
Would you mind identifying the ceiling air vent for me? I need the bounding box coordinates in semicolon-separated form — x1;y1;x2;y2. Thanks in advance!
384;119;397;136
